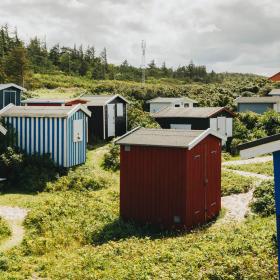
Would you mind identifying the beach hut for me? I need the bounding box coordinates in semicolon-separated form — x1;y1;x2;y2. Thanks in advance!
115;127;225;229
0;83;26;109
22;94;129;142
152;107;234;142
82;95;129;142
0;104;91;167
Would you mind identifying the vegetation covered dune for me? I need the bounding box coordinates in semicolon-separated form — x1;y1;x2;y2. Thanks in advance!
0;146;278;279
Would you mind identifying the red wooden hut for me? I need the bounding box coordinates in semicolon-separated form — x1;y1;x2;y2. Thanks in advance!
116;127;225;229
269;72;280;82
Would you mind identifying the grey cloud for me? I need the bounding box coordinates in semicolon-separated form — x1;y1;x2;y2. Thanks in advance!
0;0;280;75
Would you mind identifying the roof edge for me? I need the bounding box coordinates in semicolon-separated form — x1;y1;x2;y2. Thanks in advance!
188;128;226;150
67;104;91;118
114;127;141;144
0;103;15;116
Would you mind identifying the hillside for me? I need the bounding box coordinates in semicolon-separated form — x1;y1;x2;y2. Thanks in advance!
0;146;277;279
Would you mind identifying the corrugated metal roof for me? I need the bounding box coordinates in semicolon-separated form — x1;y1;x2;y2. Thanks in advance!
0;83;26;91
268;89;280;96
0;104;91;118
21;98;67;104
236;96;280;103
147;97;198;104
116;127;224;148
83;94;129;106
151;107;228;118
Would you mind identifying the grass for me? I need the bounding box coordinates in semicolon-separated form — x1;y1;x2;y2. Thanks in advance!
226;161;274;177
0;145;277;279
221;170;255;196
0;217;11;244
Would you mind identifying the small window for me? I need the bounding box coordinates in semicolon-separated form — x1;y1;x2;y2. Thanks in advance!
124;145;130;151
73;119;83;142
184;103;189;108
174;104;180;108
117;103;124;117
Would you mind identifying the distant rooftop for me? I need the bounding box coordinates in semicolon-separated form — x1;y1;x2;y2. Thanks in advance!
82;94;129;106
0;83;26;91
147;97;198;104
236;96;280;103
152;107;233;118
268;89;280;96
21;98;68;104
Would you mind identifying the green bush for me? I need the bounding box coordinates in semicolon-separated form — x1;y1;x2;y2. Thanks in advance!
0;217;11;243
102;143;120;172
221;170;255;196
226;161;273;176
250;180;275;217
45;167;107;192
0;147;60;192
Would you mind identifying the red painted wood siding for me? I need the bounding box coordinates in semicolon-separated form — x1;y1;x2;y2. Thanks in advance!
119;135;221;229
186;135;221;228
120;145;187;228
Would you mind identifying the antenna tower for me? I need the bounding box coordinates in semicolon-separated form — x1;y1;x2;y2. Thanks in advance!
141;40;146;84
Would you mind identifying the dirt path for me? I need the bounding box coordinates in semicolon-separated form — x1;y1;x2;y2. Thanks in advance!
219;167;272;224
222;156;272;166
0;206;28;252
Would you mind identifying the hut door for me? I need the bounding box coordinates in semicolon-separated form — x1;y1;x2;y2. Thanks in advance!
205;141;221;221
107;104;115;137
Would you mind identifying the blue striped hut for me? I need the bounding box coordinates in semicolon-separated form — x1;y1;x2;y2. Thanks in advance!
0;104;91;167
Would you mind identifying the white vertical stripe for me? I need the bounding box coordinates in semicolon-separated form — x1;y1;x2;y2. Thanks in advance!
36;117;39;152
54;118;57;163
22;118;25;150
17;117;21;147
40;118;43;154
45;118;48;153
26;118;29;153
64;119;67;167
49;118;53;156
30;118;34;153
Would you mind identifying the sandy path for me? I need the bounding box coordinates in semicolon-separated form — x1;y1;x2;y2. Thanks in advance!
0;206;28;251
219;163;272;223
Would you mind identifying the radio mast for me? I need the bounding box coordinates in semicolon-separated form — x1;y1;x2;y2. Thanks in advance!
141;40;146;84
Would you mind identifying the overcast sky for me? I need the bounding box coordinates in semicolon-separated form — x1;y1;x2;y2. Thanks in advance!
1;0;280;76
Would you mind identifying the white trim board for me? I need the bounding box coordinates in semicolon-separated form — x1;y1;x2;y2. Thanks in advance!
240;140;280;159
0;124;7;135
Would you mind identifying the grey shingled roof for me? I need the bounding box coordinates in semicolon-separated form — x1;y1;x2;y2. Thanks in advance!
0;104;91;118
116;127;224;148
21;98;67;104
83;94;129;106
152;107;230;118
0;83;26;91
236;96;280;103
147;97;198;104
268;89;280;96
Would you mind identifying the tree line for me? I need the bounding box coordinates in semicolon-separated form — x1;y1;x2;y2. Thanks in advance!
0;25;224;86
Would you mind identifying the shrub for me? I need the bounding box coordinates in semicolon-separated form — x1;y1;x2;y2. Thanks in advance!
102;143;120;171
45;167;107;192
221;170;255;196
0;217;11;242
250;180;275;217
0;147;60;192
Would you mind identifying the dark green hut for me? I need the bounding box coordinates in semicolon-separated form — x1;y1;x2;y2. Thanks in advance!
0;83;26;109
